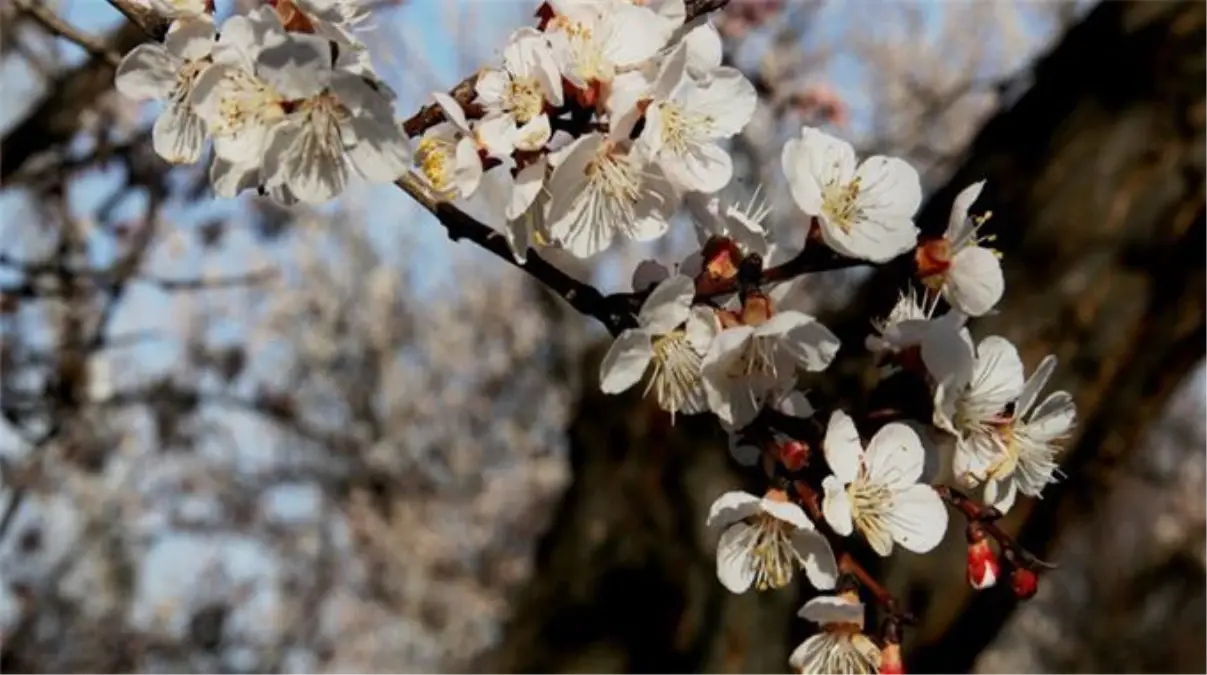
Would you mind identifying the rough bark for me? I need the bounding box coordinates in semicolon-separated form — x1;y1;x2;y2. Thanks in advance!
483;1;1206;673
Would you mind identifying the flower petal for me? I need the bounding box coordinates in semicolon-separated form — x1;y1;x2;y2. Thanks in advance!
946;246;1003;317
983;476;1019;515
639;274;695;333
1017;354;1057;420
821;475;854;537
886;483;948;553
115;43;178;101
707;490;762;528
152;101;206;164
631;259;671;292
761;499;813;531
598;330;653;394
864;422;925;488
798;594;864;626
970;335;1025;411
945;179;986;241
716;522;756;594
823;410;862;483
792;530;839;590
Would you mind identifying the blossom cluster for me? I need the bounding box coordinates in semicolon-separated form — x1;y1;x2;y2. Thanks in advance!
117;0;405;204
112;2;1079;672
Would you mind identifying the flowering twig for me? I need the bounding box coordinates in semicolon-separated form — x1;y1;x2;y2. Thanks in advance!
400;0;734;138
936;485;1058;571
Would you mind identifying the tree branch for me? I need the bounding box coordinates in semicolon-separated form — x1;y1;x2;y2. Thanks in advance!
14;0;121;66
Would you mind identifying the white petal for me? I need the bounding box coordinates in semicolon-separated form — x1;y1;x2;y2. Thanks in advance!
474;68;508;107
886;484;948;553
663;141;733;194
789;636;825;672
864;422;925;488
115;44;178;101
792;531;839;590
783;127;856;216
701;326;755;427
598;330;653;394
600;4;669;68
475;114;517;158
651;40;689;100
1017;355;1057;419
716;523;756;594
682;19;722;72
775;390;814;419
821;475;854;537
514;114;552;152
164;15;216;61
946;246;1004;317
780;313;841;372
639;274;695;333
431;91;472;134
823;410;862;483
728;436;761;467
983;477;1019;515
208;156;259;198
346;115;410;183
152;101;206;164
684;67;756;138
545;134;610;257
685;305;719;354
453;137;483;197
971;335;1025;410
953;432;999;484
507;157;546;221
760;499;813;531
706;490;762;528
256;33;331;100
855;155;923;222
946;180;986;241
281;122;349;203
798;594;864;626
1026;390;1076;441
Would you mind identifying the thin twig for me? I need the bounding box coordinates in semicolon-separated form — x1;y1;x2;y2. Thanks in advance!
14;0;121;66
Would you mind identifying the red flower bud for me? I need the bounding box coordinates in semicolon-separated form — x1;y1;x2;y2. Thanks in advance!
1011;567;1039;600
879;642;904;675
778;440;809;472
966;539;999;590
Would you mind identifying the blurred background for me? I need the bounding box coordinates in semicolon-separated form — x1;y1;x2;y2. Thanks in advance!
0;0;1202;672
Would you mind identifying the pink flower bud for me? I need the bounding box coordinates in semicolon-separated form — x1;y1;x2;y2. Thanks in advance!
1011;567;1039;600
966;539;999;590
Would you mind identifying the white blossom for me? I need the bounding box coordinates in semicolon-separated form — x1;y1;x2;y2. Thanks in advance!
924;331;1026;489
251;33;408;202
701;310;839;429
598;275;715;418
790;595;881;675
544;130;677;258
707;490;838;593
411;93;487;200
687;186;772;257
783;126;921;262
475;27;563;155
964;355;1076;513
190;8;290;166
639;42;756;193
546;0;670;108
919;180;1004;316
114;16;215;164
821;411;948;556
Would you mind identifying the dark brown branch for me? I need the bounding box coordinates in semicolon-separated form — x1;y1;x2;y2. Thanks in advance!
937;485;1057;571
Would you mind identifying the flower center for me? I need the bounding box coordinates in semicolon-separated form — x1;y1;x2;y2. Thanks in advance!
645;330;702;417
847;473;893;539
657;101;713;154
821;176;863;233
747;514;797;590
415;137;455;194
214;70;285;136
728;335;778;379
505;75;545;124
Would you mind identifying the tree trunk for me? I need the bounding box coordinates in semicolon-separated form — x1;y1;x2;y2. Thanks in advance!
483;1;1206;672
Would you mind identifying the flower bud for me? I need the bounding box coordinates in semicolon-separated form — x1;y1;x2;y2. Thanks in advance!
778;439;809;472
701;236;741;282
966;539;999;590
879;642;904;675
1011;567;1039;600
